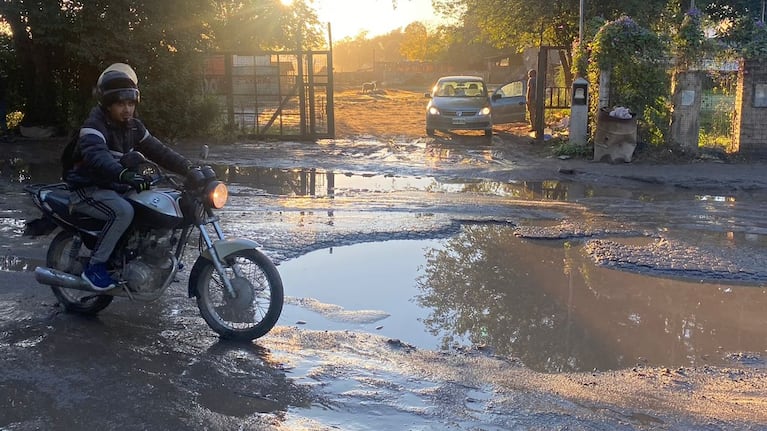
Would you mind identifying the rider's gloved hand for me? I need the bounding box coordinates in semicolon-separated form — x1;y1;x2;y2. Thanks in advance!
119;169;151;192
185;165;204;188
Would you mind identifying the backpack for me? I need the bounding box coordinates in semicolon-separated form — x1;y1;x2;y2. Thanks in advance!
60;129;80;180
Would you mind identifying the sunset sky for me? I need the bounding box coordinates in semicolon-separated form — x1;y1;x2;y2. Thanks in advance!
312;0;447;40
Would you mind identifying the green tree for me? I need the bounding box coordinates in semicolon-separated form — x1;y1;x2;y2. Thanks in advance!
332;30;407;73
400;22;429;60
589;16;671;146
210;0;323;51
433;0;673;87
0;0;321;136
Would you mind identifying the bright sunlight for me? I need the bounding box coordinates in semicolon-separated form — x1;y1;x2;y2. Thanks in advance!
312;0;444;39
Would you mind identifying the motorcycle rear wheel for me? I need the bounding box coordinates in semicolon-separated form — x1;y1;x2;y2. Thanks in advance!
47;230;113;314
192;249;283;341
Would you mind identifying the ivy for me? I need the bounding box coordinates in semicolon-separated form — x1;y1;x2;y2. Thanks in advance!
590;16;667;70
741;19;767;59
586;16;671;146
673;7;708;69
571;17;605;78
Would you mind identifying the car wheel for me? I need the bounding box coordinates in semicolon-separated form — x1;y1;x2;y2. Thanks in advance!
484;129;492;137
426;128;435;136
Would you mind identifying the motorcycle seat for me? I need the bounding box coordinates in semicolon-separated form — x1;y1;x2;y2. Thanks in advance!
41;187;105;231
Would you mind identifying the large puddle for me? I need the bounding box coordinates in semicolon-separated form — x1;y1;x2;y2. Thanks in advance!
278;232;767;373
4;157;767;374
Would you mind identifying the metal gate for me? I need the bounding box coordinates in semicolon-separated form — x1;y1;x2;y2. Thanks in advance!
203;50;334;139
532;46;571;139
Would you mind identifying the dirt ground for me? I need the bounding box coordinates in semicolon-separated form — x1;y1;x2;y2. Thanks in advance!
333;86;431;140
327;86;767;429
333;84;767;192
3;88;767;429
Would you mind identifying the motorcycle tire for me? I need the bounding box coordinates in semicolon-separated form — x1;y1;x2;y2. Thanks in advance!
191;248;283;341
47;230;113;314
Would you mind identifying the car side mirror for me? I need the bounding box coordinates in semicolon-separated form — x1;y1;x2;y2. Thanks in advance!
491;94;502;101
424;93;432;99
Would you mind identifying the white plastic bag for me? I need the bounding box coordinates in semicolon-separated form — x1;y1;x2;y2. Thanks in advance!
609;106;632;119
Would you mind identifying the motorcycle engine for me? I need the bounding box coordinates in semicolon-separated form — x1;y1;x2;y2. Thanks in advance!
122;229;176;292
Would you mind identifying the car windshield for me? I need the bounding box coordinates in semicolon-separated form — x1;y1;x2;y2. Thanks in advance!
434;80;486;97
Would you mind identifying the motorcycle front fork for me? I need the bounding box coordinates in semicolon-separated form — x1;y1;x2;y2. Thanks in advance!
197;220;242;298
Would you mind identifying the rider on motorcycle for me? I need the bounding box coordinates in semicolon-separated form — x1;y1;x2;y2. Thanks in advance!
63;63;194;291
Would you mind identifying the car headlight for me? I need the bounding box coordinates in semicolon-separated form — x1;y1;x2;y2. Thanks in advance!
480;106;491;116
428;106;440;115
204;181;228;209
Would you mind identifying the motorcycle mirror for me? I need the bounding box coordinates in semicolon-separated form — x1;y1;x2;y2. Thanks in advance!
199;144;209;161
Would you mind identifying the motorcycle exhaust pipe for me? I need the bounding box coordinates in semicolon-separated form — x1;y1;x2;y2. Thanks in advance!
34;266;95;292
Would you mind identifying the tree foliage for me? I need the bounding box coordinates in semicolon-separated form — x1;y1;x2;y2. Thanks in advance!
401;22;429;61
0;0;321;137
2;0;766;140
432;0;674;85
331;30;408;73
588;16;671;146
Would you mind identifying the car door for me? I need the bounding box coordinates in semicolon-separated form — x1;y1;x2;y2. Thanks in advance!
490;80;527;124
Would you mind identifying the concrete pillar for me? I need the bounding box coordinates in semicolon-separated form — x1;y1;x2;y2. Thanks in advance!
569;77;589;146
733;58;767;156
670;70;702;155
598;69;611;110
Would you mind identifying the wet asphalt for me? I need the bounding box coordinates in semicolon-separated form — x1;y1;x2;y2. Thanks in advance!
2;136;767;430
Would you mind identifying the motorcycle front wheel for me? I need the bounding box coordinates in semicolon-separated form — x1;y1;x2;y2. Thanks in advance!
192;248;284;341
46;230;113;314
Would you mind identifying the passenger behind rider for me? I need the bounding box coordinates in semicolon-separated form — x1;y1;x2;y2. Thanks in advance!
63;63;194;291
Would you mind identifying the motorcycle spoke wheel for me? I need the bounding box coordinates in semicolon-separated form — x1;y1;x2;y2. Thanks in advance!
194;249;283;341
47;230;113;314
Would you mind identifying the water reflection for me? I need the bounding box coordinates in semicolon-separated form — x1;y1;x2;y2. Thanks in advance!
280;227;767;374
0;255;44;272
0;158;62;185
415;224;767;373
210;164;598;201
1;153;744;208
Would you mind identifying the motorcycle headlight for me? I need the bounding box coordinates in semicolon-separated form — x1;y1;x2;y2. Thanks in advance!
205;181;228;209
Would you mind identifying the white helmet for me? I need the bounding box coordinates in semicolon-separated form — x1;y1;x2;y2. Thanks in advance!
96;63;140;106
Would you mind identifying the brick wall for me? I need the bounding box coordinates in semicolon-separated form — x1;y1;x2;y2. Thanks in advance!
733;59;767;156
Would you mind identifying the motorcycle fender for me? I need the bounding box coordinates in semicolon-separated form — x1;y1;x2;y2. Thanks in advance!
187;238;261;298
201;238;261;262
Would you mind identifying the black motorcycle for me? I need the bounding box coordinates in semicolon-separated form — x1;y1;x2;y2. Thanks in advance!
24;152;283;341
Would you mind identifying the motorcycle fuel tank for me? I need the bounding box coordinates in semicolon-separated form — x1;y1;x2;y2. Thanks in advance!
127;188;184;228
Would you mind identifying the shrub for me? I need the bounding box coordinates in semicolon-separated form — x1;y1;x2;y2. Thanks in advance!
587;16;671;147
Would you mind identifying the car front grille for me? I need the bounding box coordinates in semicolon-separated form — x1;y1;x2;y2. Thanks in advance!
443;110;479;117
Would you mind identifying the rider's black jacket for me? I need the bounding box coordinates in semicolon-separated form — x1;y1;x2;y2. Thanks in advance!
64;106;191;190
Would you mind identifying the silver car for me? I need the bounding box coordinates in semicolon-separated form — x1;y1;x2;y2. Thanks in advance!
425;76;528;137
425;76;493;137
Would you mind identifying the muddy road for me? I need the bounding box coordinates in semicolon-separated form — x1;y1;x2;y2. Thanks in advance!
2;133;767;430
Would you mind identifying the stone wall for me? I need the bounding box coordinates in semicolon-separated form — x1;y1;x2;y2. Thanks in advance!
733;59;767;157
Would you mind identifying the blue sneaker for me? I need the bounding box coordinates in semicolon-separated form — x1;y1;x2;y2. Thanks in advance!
81;263;117;291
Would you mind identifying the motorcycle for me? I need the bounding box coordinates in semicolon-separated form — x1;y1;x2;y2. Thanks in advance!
23;152;283;341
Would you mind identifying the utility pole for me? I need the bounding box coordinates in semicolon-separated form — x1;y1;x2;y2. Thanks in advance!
579;0;584;43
